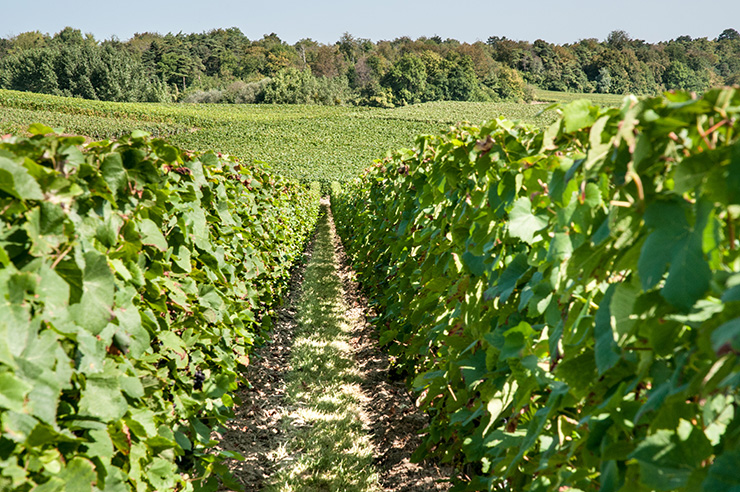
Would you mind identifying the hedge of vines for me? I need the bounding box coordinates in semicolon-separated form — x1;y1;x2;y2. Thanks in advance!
332;88;740;491
0;125;320;491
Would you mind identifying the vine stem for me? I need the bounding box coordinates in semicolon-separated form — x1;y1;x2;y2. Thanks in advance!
729;214;736;251
50;244;74;270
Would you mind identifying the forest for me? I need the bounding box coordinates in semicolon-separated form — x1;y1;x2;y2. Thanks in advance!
0;26;739;106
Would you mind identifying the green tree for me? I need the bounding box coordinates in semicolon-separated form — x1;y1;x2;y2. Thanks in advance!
0;48;58;93
597;67;612;93
263;67;316;104
9;31;48;53
492;65;532;100
383;53;427;104
606;29;631;49
51;27;87;46
445;55;480;100
663;60;705;91
717;28;740;41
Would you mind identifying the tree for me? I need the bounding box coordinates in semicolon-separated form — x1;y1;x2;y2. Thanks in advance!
606;30;631;49
718;28;740;42
663;61;705;91
262;67;316;104
309;45;345;78
337;32;359;64
597;67;612;93
52;27;87;46
294;38;318;68
383;53;427;105
0;49;58;93
9;31;48;52
492;66;532;100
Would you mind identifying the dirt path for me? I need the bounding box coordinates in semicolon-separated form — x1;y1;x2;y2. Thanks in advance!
215;199;451;491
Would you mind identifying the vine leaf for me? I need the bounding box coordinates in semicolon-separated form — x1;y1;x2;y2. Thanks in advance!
638;200;711;311
0;156;44;200
508;197;548;244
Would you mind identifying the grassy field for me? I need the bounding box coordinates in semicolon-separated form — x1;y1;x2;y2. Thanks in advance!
533;88;627;105
0;88;627;182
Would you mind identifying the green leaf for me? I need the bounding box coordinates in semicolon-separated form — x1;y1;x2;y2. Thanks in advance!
54;257;83;305
101;153;127;198
491;253;529;303
174;430;192;451
547;232;572;262
146;458;177;490
638;201;688;290
638;200;711;311
0;371;32;412
24;202;67;256
703;449;740;492
138;218;168;252
609;280;639;342
600;460;621;492
3;410;37;442
158;331;186;355
70;250;115;335
554;350;596;399
505;382;569;476
711;318;740;354
661;201;712;311
125;407;157;439
113;297;149;359
629;421;712;491
152;140;179;163
462;251;487;277
37;263;70;318
594;285;620;375
99;465;129;492
57;457;96;492
500;322;535;360
76;330;105;375
25;371;62;425
459;350;487;391
562;99;598;133
32;477;66;492
0;156;44;200
508;197;548;245
85;428;114;462
78;377;127;422
119;375;145;399
27;123;54;135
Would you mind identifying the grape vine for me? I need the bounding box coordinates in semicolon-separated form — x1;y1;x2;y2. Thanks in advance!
0;126;320;491
333;88;740;491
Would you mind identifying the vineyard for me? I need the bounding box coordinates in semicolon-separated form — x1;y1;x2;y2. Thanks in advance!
0;126;319;490
332;87;740;491
2;85;739;492
1;89;568;185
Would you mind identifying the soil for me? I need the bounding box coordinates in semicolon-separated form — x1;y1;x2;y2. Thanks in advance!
214;202;453;491
327;205;454;491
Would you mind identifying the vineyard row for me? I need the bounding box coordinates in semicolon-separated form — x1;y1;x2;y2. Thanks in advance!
332;88;740;491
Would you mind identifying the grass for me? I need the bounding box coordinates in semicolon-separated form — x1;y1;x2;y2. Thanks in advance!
266;203;380;492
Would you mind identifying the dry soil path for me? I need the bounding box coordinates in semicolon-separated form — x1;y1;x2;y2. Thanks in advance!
214;199;452;491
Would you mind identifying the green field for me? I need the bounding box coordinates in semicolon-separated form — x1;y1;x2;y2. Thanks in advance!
533;88;628;105
0;88;626;182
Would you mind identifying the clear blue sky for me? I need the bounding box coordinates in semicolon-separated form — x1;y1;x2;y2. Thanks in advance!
1;0;738;45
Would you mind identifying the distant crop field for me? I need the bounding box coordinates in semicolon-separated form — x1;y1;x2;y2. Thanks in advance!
0;89;627;182
534;88;629;105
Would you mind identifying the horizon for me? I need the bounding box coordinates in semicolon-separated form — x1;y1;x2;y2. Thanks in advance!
2;25;738;48
2;0;738;47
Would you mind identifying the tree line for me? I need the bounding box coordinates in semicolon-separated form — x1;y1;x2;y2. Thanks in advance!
1;26;739;106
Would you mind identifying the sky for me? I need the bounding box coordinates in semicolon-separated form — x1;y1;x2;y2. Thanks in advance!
1;0;738;45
